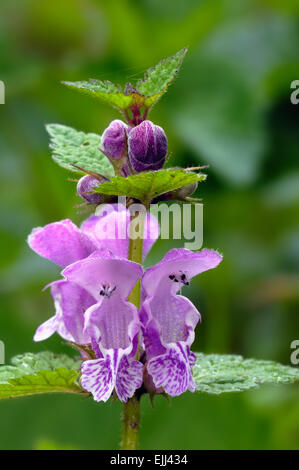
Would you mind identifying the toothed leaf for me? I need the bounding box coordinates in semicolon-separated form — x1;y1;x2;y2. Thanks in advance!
0;352;84;399
62;80;133;111
137;48;187;104
94;168;205;204
46;124;114;178
193;354;299;394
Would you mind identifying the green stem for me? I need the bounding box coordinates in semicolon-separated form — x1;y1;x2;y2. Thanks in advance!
120;210;145;451
121;394;141;450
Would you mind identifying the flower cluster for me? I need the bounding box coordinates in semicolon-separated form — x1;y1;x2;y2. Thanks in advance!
76;119;168;203
28;206;222;402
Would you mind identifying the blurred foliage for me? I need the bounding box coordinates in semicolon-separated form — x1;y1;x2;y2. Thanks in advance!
0;0;298;450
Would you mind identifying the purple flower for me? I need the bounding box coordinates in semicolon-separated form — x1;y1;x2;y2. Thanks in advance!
128;120;167;172
76;175;105;205
102;119;129;160
62;250;144;402
28;207;159;344
140;248;222;397
80;205;159;261
28;206;223;402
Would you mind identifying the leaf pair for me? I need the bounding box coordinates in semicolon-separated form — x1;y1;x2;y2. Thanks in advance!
1;352;298;400
62;48;187;123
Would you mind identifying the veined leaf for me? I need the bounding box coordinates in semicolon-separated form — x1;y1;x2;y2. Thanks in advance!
137;48;187;101
193;354;299;394
62;80;133;110
46;124;114;178
0;352;85;399
62;49;188;117
93;169;206;205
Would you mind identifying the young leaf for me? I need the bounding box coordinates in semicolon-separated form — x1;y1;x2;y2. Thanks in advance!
137;48;188;104
62;80;133;111
62;49;187;122
193;354;299;394
46;124;115;178
93;169;206;205
0;352;85;399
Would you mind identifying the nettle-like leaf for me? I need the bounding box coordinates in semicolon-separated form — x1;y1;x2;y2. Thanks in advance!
94;169;206;205
137;48;187;106
62;80;133;111
46;124;115;178
193;354;299;394
62;49;188;122
0;352;85;399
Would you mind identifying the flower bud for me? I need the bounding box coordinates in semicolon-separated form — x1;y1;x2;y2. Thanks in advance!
128;120;167;172
152;182;198;204
175;182;198;199
102;119;128;160
77;175;104;205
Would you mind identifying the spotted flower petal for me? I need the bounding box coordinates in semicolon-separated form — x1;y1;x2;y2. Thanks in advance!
81;351;143;403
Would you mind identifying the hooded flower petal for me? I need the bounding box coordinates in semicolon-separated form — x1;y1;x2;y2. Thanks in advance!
28;219;97;268
63;250;144;402
80;205;159;261
34;280;95;344
141;248;222;396
142;248;223;297
62;250;142;300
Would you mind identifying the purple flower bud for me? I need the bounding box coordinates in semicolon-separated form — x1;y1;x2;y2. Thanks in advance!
77;175;104;205
128;120;167;172
102;119;128;160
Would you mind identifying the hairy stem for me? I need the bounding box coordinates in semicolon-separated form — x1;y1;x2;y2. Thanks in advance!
120;210;145;451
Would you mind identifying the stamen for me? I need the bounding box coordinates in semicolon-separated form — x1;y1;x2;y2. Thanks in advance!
99;284;116;299
168;272;190;286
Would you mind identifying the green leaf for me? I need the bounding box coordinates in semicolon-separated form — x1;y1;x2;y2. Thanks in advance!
0;352;84;399
94;169;206;204
62;49;187;118
62;80;133;111
193;354;299;394
46;123;114;178
137;48;187;104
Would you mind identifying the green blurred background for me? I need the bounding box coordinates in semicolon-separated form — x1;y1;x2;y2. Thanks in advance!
0;0;299;450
